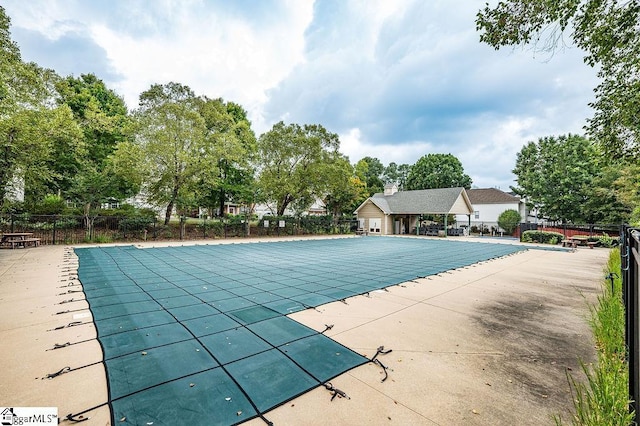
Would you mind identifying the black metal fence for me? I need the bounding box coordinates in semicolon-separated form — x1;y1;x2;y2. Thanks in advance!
0;214;358;245
622;225;640;417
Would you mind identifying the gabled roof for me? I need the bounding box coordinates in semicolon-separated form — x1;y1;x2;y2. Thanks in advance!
355;187;473;215
467;188;520;205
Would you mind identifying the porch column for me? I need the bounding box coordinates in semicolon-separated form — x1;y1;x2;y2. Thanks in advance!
443;214;448;238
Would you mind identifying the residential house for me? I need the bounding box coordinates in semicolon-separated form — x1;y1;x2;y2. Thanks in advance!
354;184;473;235
253;198;327;218
454;188;526;233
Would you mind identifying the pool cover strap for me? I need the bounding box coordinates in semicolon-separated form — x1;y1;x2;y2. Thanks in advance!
370;345;393;382
324;382;350;401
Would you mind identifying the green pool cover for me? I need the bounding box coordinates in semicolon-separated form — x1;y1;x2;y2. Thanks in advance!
75;237;526;425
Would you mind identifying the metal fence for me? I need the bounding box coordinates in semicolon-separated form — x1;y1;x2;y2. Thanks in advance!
0;214;358;245
622;225;640;417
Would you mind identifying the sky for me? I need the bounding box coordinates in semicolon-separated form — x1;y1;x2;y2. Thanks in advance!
3;0;600;190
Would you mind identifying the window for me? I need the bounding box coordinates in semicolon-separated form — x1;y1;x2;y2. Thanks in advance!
474;211;480;219
369;218;381;233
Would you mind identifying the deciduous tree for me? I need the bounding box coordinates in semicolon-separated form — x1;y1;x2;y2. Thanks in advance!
477;0;640;160
133;82;207;224
405;153;472;190
497;209;521;235
383;162;411;190
355;156;385;195
512;134;599;223
195;98;256;216
322;155;367;217
256;122;340;216
0;7;61;208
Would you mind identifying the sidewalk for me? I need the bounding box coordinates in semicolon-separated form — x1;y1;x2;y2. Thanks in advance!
0;238;608;425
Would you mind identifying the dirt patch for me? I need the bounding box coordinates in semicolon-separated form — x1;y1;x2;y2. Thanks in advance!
473;289;598;416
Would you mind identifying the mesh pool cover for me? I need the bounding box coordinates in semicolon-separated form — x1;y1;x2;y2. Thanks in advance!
75;237;526;425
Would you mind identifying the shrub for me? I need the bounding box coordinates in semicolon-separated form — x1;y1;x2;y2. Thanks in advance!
33;195;66;215
521;230;565;244
118;217;154;232
497;209;521;235
592;233;620;248
196;220;224;237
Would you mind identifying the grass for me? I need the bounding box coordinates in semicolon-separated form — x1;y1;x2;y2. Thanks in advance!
555;250;634;425
84;234;113;244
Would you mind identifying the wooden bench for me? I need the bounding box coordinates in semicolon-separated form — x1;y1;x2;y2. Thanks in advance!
587;241;597;249
561;239;577;248
355;229;368;236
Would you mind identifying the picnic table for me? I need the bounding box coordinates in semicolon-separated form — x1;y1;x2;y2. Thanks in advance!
0;232;41;249
561;236;598;249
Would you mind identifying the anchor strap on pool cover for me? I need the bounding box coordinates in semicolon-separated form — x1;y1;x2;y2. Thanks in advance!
72;238;525;425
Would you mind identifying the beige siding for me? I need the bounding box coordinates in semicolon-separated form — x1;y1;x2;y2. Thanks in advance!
383;214;393;235
450;193;473;215
356;201;385;234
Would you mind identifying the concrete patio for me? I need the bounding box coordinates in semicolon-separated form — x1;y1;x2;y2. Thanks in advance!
0;236;609;425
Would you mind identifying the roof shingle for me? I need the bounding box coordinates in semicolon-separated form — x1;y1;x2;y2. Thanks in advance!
466;188;520;204
365;187;472;214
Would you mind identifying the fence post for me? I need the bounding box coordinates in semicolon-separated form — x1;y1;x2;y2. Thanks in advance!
622;225;639;418
52;215;57;245
10;213;14;233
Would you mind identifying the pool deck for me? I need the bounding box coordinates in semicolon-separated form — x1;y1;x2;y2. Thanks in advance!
0;235;609;425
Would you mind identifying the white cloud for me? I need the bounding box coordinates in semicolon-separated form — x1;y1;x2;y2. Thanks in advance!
88;2;314;127
2;0;602;190
339;127;434;165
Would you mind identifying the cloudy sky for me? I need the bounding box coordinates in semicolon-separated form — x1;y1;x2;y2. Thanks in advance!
3;0;599;189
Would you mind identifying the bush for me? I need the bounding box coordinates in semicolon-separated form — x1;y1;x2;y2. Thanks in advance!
118;216;154;232
591;233;620;248
196;220;224;237
521;230;565;244
32;195;67;215
497;209;521;235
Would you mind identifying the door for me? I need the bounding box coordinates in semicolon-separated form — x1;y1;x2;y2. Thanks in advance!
369;218;381;233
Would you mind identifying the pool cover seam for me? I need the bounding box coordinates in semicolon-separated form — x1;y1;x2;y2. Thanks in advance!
93;246;370;425
73;238;528;424
95;247;279;425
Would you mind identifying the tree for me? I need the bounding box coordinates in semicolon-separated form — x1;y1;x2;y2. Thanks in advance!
580;163;635;224
476;1;640;160
256;122;340;216
497;209;522;235
195;98;256;217
0;7;61;209
55;74;130;167
512;134;599;223
322;155;367;218
133;82;208;224
355;156;385;196
54;74;138;221
1;107;65;207
383;162;411;190
405;153;472;190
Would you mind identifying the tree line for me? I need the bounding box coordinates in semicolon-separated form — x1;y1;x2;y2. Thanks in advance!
2;4;638;226
0;7;473;224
